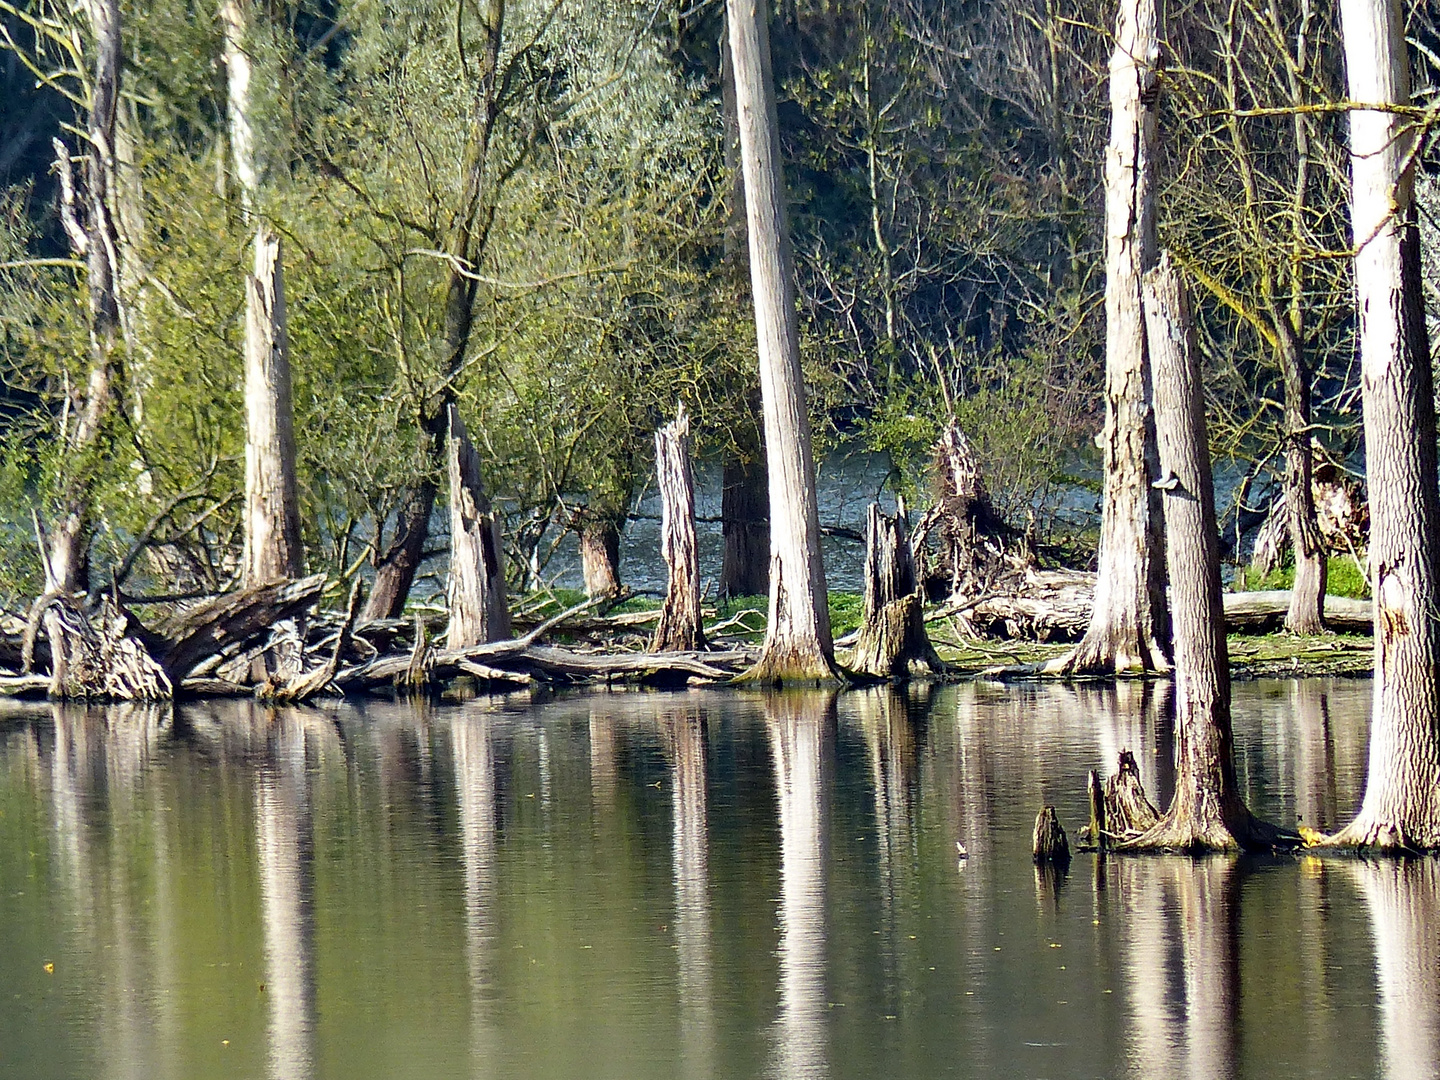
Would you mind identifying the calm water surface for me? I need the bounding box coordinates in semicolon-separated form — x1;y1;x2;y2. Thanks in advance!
1;678;1435;1080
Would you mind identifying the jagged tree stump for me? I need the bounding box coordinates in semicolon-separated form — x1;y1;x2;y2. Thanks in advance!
446;404;511;649
652;406;705;652
38;594;171;701
852;502;944;678
930;422;1021;600
1080;750;1160;848
1032;805;1071;866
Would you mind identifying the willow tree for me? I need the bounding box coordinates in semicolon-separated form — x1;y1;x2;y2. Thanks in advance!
727;0;837;682
1329;0;1440;851
222;0;304;586
1056;0;1170;675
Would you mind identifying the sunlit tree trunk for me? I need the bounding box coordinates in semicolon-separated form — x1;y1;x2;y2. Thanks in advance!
1330;0;1440;850
445;405;510;648
1128;256;1266;850
718;27;770;601
652;406;705;652
45;0;123;595
1060;0;1169;675
727;0;837;682
224;0;304;586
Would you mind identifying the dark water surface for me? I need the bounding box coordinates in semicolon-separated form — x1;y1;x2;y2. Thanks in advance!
1;679;1436;1080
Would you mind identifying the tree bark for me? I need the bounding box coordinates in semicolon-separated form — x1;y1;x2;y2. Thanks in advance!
46;0;124;595
652;407;705;652
1059;0;1169;675
579;513;622;598
224;0;304;587
1127;256;1269;851
1329;0;1440;851
851;502;942;678
1279;312;1328;634
727;0;837;683
445;405;510;649
241;227;305;585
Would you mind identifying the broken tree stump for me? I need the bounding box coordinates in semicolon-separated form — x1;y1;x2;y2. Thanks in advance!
852;501;944;678
1079;750;1161;848
652;406;705;652
1032;805;1072;867
446;404;511;648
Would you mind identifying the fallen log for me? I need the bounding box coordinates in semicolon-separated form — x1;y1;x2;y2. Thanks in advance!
1221;591;1372;634
156;573;327;679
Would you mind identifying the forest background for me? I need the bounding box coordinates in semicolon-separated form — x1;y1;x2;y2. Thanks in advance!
1;0;1438;615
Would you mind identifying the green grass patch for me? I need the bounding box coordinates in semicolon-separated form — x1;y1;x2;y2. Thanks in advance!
1233;555;1369;599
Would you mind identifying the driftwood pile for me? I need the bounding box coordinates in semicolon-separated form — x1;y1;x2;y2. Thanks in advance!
0;578;757;703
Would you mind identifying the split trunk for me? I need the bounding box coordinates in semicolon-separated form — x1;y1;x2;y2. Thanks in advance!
652;407;705;652
445;405;510;649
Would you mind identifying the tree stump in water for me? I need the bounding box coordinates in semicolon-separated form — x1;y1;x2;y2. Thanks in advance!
445;404;511;649
652;406;705;652
852;502;944;678
1032;805;1071;867
1079;750;1161;849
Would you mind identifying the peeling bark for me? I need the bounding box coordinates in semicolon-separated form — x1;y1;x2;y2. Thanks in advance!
445;405;510;650
652;407;705;652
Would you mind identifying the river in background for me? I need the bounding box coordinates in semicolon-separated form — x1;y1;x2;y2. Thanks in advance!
2;678;1435;1080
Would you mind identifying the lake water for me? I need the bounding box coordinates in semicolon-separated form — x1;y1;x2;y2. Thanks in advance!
1;678;1435;1080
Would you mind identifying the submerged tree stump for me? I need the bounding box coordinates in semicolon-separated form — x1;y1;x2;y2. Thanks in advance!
1032;805;1072;867
1079;750;1160;848
852;502;944;678
446;404;511;649
652;406;705;652
38;593;171;701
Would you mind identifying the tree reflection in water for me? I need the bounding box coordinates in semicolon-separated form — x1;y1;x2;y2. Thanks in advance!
1115;856;1239;1080
449;706;499;1073
659;705;713;1080
1348;858;1440;1080
765;692;834;1080
250;704;324;1080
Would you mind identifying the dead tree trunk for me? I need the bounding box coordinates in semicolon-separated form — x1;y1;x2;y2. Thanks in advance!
727;0;837;683
223;0;304;586
1127;256;1271;851
1058;0;1170;675
653;407;705;652
931;423;1019;599
852;502;942;678
241;227;305;584
1329;0;1440;851
717;32;769;602
579;512;623;598
45;0;124;595
445;405;510;650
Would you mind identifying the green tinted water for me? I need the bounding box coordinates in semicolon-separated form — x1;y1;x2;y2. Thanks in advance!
0;679;1432;1079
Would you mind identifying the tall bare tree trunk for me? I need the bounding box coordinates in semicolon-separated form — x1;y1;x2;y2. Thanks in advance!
1127;256;1268;851
1059;0;1169;676
718;32;770;601
242;228;304;584
445;405;510;649
1330;0;1440;850
46;0;124;595
364;0;506;621
224;0;304;586
727;0;837;683
653;407;705;652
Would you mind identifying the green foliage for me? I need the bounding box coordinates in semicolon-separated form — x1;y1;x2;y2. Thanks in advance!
1233;555;1370;600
